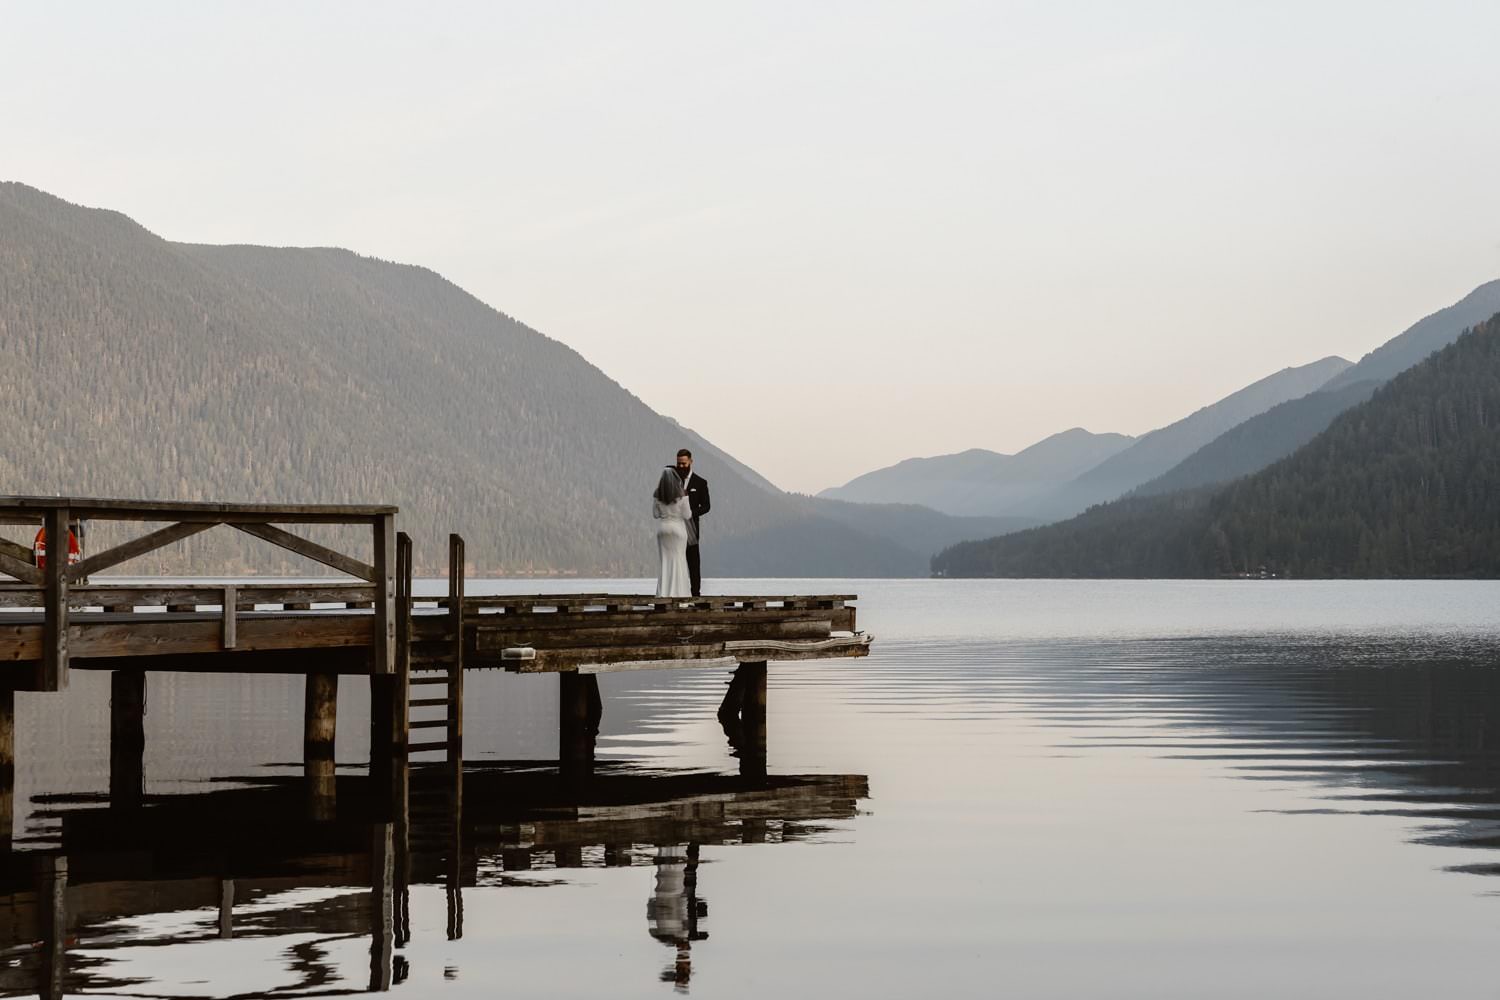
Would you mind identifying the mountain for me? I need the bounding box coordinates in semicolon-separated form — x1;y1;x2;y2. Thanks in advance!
718;497;1041;577
1130;379;1380;497
817;428;1135;516
672;420;783;495
1015;356;1353;521
805;498;1040;561
933;310;1500;578
1129;279;1500;499
0;182;1000;577
1321;279;1500;391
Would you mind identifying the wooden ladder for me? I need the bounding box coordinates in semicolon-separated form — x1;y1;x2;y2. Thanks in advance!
399;533;465;937
405;533;465;767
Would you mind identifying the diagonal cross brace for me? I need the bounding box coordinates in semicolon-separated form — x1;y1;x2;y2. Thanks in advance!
66;521;219;582
233;523;377;581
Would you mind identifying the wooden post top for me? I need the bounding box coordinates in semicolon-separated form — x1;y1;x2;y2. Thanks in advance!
0;496;398;524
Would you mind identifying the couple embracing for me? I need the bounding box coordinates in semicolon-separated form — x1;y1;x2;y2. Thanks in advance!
653;448;711;598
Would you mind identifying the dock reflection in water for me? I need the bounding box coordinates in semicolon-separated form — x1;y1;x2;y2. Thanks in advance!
0;763;867;998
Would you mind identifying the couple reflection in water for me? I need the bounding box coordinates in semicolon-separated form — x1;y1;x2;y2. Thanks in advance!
648;843;709;991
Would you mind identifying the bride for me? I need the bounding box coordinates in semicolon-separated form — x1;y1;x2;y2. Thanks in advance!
653;467;694;598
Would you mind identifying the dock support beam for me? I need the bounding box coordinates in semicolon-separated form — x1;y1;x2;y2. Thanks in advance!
559;672;601;782
110;670;146;809
0;689;12;848
305;671;338;819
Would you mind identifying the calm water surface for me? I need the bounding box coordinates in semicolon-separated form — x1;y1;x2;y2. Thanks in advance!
9;579;1500;998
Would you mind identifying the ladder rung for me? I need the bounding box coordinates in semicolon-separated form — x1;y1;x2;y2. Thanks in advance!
410;656;452;666
409;676;449;685
410;697;449;707
408;741;450;753
410;719;447;729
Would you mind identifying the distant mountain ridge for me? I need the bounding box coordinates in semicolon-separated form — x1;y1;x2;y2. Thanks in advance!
826;357;1352;523
934;310;1500;578
0;182;1007;577
1019;355;1352;520
1126;279;1500;499
1130;379;1381;497
818;428;1134;516
1322;279;1500;391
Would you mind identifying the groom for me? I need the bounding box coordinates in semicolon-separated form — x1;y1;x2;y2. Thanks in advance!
675;449;710;597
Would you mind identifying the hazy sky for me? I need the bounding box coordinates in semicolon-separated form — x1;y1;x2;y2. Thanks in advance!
5;2;1499;493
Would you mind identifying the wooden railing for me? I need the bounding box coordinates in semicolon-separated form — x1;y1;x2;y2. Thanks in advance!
0;496;397;689
0;583;376;611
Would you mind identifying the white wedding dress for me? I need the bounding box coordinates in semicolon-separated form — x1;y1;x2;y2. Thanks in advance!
654;495;693;598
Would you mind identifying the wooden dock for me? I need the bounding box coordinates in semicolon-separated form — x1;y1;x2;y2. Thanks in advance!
0;495;872;820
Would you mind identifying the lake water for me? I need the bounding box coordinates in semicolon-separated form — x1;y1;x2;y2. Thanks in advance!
8;579;1500;998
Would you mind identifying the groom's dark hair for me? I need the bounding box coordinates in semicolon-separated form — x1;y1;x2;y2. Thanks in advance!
677;449;693;459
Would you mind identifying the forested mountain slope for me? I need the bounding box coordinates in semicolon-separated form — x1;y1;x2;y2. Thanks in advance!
934;311;1500;578
0;183;998;576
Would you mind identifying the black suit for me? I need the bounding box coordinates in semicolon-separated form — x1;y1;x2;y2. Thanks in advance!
682;471;710;597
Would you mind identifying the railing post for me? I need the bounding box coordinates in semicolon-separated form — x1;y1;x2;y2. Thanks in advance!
371;532;411;823
372;513;396;676
448;533;464;776
221;584;237;650
42;506;69;691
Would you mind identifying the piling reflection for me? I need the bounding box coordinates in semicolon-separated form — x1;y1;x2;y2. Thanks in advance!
0;763;867;997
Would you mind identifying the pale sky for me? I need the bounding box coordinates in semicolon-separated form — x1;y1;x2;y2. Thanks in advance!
4;2;1499;493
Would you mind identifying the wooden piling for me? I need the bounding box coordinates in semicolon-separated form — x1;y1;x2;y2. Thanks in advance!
305;671;339;761
110;669;146;808
559;672;599;781
739;662;768;781
305;671;338;819
0;689;11;848
0;688;13;773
